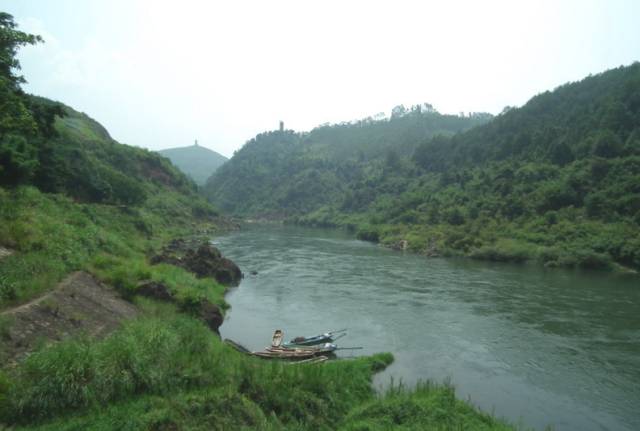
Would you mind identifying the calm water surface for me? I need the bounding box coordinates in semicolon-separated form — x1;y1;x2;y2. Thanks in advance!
216;225;640;431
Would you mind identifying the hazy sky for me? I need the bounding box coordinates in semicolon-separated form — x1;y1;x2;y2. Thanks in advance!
3;0;640;157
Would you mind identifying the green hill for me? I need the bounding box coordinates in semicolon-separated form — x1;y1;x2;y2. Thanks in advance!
204;108;492;215
1;14;518;431
159;143;227;185
206;64;640;271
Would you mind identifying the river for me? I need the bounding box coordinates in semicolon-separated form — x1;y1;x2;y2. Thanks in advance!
215;224;640;431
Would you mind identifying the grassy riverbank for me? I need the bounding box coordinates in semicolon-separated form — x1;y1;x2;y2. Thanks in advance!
0;186;519;430
0;17;521;429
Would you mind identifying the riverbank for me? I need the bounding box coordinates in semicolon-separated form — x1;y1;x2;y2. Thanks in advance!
0;188;522;430
234;213;639;274
217;224;640;431
288;210;640;274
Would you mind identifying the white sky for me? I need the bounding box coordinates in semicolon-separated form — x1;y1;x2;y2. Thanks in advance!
3;0;640;157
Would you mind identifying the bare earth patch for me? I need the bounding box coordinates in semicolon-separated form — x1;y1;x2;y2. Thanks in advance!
0;246;13;261
0;271;138;365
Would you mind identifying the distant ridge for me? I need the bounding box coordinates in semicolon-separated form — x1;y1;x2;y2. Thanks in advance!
159;143;228;185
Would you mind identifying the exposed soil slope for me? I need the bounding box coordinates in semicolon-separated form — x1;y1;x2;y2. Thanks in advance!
1;271;138;365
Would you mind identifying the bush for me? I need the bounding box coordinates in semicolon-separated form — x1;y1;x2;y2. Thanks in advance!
574;250;613;270
469;239;534;263
0;134;38;185
356;226;380;243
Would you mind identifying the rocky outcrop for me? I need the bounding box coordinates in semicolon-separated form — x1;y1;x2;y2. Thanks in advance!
146;239;240;335
135;279;224;334
136;280;173;302
198;300;224;333
390;239;409;251
183;244;242;285
151;241;243;286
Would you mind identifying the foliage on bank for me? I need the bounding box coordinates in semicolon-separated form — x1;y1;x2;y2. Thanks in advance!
209;63;640;271
1;13;521;430
204;107;492;216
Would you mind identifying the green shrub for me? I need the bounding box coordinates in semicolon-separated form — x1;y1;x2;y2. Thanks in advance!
469;239;534;263
574;249;613;270
356;226;380;243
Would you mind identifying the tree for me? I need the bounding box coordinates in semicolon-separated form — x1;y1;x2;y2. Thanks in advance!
391;105;407;119
384;149;400;170
0;134;38;184
0;13;44;184
549;139;574;166
592;130;623;158
0;12;44;138
0;16;68;188
0;12;43;91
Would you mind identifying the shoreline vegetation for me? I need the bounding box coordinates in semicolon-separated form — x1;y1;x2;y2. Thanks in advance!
206;64;640;275
0;13;530;429
244;217;639;275
0;187;522;430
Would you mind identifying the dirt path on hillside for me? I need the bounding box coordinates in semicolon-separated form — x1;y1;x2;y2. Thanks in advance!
1;271;139;366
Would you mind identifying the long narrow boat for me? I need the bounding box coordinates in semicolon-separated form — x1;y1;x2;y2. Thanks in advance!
283;330;346;347
286;356;329;365
252;349;317;360
267;342;337;355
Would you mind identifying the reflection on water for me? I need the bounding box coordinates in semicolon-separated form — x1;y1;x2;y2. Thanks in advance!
216;225;640;431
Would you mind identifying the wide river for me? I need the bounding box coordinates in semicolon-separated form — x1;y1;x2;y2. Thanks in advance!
216;225;640;431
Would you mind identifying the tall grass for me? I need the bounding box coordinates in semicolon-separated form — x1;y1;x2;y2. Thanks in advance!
339;380;517;431
0;186;221;309
2;311;397;430
3;316;222;422
0;186;522;430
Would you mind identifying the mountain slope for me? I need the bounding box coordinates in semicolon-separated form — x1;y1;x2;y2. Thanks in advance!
207;64;640;270
159;143;227;185
204;108;492;216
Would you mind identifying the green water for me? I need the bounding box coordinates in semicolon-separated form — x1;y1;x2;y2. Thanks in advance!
216;225;640;431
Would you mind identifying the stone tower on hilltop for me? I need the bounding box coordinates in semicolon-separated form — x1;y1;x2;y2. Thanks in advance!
279;121;284;132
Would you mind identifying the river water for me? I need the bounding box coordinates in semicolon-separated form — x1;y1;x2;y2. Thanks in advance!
215;225;640;431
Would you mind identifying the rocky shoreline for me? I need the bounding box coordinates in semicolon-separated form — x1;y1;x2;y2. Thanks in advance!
0;238;243;366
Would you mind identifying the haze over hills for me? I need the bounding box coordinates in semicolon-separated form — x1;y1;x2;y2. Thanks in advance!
206;63;640;271
158;143;228;186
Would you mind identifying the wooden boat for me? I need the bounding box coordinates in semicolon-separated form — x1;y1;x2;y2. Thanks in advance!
252;349;317;360
271;329;283;347
224;339;251;354
267;342;337;355
286;355;329;365
283;329;346;347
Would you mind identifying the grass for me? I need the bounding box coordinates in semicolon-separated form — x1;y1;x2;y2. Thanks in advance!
0;186;222;310
2;314;516;431
1;308;397;430
340;381;516;431
0;185;522;430
297;205;639;273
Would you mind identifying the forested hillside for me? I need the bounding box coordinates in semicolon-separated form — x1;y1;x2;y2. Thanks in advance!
0;14;520;431
0;12;219;309
207;64;640;271
204;107;491;215
159;143;227;185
